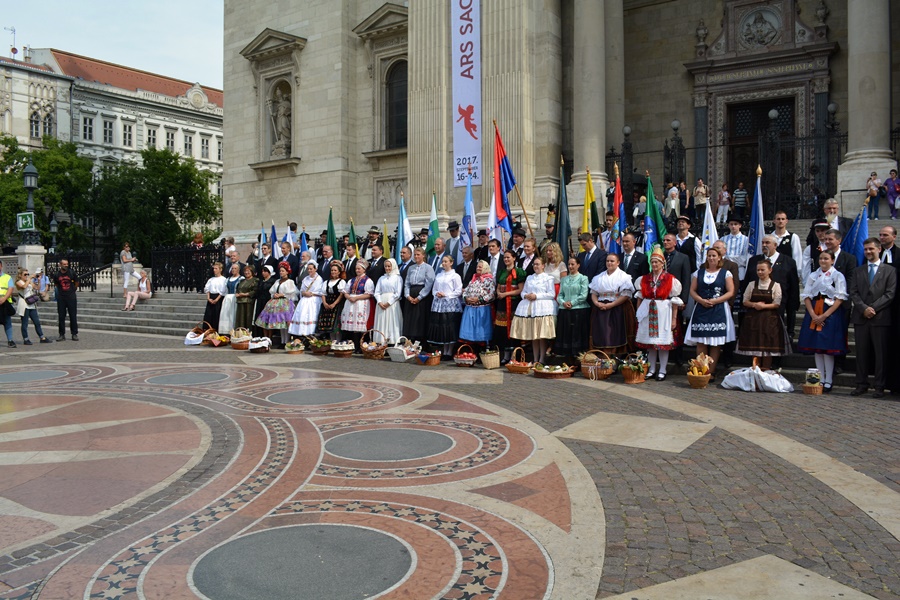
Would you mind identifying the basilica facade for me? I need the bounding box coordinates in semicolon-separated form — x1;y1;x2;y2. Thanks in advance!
222;0;898;240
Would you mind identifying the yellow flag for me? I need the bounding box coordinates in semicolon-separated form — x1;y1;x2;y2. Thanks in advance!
382;220;391;258
582;168;596;235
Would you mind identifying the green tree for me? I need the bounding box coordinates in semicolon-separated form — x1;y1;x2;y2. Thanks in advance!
0;135;94;249
92;148;222;263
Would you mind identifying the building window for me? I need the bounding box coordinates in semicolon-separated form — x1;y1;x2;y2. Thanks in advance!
184;134;193;157
201;137;210;159
43;114;54;137
82;116;94;141
147;128;157;148
165;130;175;151
385;61;408;149
216;178;222;197
217;139;223;161
29;112;40;138
123;124;133;147
103;120;114;145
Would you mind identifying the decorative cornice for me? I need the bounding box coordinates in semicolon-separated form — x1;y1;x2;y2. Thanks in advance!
353;3;409;41
240;29;307;63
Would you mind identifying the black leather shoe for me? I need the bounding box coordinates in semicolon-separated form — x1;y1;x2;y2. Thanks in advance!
872;389;885;399
850;386;869;397
657;373;667;382
822;383;832;394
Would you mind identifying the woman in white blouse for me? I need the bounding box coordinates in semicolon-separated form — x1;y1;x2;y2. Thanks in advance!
218;262;243;333
289;262;325;337
374;258;404;344
510;257;558;364
427;255;463;359
254;261;299;347
796;250;848;392
541;242;568;296
202;262;227;330
683;246;735;380
589;254;636;355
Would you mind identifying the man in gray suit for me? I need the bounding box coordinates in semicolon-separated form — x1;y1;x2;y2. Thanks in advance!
849;238;897;398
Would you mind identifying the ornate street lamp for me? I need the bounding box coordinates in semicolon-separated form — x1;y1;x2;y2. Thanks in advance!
49;216;58;253
21;160;41;245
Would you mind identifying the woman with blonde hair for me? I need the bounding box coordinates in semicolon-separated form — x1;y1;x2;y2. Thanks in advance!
14;267;51;344
541;242;568;297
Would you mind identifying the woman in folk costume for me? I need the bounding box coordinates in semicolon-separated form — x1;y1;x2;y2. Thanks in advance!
428;255;464;359
735;259;791;371
218;261;243;333
796;250;847;393
683;245;736;380
634;246;684;381
340;260;374;352
493;250;526;364
510;256;558;364
317;262;347;340
289;262;325;338
459;260;496;346
254;261;298;347
373;258;404;344
589;253;637;354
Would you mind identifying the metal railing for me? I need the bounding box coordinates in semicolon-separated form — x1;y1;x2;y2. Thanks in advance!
150;244;225;293
45;252;99;292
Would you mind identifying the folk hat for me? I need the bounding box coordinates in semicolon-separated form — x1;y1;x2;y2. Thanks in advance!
447;220;460;231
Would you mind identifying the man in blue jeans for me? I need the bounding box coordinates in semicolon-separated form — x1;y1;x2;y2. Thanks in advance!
52;259;79;341
0;260;17;347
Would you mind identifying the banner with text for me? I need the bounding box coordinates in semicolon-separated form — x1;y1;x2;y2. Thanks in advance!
451;0;482;187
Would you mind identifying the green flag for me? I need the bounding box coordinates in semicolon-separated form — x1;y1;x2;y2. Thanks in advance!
348;218;359;257
643;174;668;252
426;192;439;256
553;156;572;250
326;208;337;251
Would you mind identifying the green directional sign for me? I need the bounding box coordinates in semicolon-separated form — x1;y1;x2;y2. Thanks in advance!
17;212;35;232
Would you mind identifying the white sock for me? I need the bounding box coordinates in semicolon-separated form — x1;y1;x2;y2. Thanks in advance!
822;354;835;385
814;354;826;383
648;349;658;373
658;350;670;375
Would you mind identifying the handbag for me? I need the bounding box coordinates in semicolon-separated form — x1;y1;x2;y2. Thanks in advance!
1;300;15;317
25;294;39;305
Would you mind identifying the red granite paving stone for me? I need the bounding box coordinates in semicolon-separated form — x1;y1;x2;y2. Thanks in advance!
471;481;537;503
16;397;176;425
0;415;201;453
1;454;194;517
472;462;573;533
0;395;81;419
0;516;57;551
418;394;499;416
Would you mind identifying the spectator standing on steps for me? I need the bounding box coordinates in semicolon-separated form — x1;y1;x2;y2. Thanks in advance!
53;259;79;341
120;242;137;298
0;260;17;347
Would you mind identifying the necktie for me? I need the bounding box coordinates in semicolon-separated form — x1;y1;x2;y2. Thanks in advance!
491;256;498;273
624;254;631;270
869;263;876;285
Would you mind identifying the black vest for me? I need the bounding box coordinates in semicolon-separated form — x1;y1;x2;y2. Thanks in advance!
675;235;696;268
775;233;794;258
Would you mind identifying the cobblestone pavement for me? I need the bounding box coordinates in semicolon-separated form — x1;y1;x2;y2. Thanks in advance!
0;331;897;599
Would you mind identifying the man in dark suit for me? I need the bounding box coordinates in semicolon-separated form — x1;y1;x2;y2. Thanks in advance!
398;246;414;281
280;241;302;283
361;226;383;260
474;230;491;263
744;234;800;339
806;198;854;247
428;238;448;271
255;243;278;279
576;233;607;283
456;246;477;288
342;244;360;279
848;238;897;398
317;245;335;280
619;232;649;282
661;233;691;305
485;239;503;277
314;230;328;263
367;244;386;284
823;229;857;282
878;226;900;393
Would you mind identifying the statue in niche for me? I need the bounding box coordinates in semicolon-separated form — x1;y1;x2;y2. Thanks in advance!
269;85;292;158
741;11;779;48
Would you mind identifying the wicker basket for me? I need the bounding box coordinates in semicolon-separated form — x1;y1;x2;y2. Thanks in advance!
687;373;711;389
249;345;269;354
190;321;213;336
480;346;501;370
506;347;533;374
332;349;354;358
231;338;251;350
310;342;332;355
802;383;824;395
454;343;478;367
285;348;305;355
416;353;441;366
580;350;616;380
361;329;388;360
622;367;646;384
533;366;577;379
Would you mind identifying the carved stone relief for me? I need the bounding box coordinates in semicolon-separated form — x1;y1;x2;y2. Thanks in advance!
374;177;409;214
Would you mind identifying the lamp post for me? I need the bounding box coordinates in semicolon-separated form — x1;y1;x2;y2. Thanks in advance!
21;160;41;246
49;216;58;254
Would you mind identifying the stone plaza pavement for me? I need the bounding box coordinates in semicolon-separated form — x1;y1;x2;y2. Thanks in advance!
0;330;897;599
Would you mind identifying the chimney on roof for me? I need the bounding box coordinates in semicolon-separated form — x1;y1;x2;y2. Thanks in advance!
22;46;30;63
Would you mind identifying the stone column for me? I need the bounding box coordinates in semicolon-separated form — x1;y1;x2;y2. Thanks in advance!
604;0;625;213
567;0;607;225
835;0;897;213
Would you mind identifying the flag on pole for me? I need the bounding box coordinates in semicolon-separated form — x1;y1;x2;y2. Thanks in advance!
493;121;515;234
271;221;282;259
281;229;295;254
426;192;440;256
841;200;869;267
700;201;719;263
747;167;765;258
582;167;602;240
608;165;625;255
299;227;308;254
326;208;337;252
395;194;414;264
553;156;572;250
348;219;360;259
258;222;266;261
643;174;668;253
487;184;503;242
461;166;477;248
382;219;391;259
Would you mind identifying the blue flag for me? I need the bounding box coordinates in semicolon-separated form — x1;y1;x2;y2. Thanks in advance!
747;173;765;258
841;203;869;267
299;230;308;254
271;223;281;259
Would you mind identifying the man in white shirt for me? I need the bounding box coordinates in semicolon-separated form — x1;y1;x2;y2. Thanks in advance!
692;178;710;213
600;212;616;250
771;211;803;277
486;239;503;276
801;219;830;282
445;221;463;267
510;228;526;258
675;215;702;271
721;215;749;280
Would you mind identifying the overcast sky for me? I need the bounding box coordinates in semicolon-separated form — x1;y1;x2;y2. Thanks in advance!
2;0;224;89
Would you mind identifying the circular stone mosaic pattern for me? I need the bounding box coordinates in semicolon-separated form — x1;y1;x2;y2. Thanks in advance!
325;428;455;461
267;388;363;406
0;369;70;383
191;525;413;600
146;372;231;386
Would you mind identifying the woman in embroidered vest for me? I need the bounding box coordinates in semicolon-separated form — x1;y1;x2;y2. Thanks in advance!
289;262;325;339
634;246;683;380
683;246;735;380
736;259;791;371
218;261;243;333
254;261;298;348
340;260;374;353
555;256;591;358
796;250;847;393
493;250;526;365
317;263;347;341
589;253;635;355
